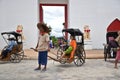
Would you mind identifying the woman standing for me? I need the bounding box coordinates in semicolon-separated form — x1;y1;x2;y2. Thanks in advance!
114;31;120;69
35;22;50;71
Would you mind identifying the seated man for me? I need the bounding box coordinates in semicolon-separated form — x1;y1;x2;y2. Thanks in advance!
107;37;119;58
60;35;77;62
0;37;17;59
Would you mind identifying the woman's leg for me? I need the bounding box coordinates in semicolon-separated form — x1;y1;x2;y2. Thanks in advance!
35;51;41;70
60;46;72;59
1;49;10;59
114;60;118;69
42;65;47;71
114;50;120;69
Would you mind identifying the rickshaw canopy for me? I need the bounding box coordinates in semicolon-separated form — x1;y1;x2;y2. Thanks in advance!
1;31;21;37
62;28;83;36
62;28;84;44
107;18;120;32
1;31;22;44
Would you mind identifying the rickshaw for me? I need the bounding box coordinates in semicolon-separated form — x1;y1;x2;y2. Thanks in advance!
56;28;86;66
0;31;24;63
103;18;120;61
31;28;86;66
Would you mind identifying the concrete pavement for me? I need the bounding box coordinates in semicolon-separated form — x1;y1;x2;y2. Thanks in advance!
0;59;120;80
0;49;120;80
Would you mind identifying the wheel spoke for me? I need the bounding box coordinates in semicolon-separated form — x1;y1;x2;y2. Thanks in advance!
10;53;21;63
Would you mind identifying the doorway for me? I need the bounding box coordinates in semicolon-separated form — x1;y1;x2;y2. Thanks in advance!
39;4;68;37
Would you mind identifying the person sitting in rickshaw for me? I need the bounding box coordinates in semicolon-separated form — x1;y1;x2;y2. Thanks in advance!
0;37;17;59
59;35;77;62
107;37;119;57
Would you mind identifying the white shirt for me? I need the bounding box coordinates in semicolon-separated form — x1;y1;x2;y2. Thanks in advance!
37;33;50;51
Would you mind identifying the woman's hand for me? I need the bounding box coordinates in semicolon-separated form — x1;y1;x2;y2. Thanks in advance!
48;48;50;52
34;48;38;52
30;47;38;52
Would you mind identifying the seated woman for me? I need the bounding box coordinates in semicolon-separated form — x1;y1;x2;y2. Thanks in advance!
60;35;77;61
107;37;119;58
0;38;17;59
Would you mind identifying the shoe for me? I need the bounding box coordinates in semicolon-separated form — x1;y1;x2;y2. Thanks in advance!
34;67;41;70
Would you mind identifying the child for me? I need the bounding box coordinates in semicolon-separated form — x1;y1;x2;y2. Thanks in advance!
34;22;50;71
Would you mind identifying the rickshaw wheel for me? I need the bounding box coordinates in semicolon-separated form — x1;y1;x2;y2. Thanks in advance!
57;48;63;59
74;48;85;66
74;55;84;66
79;46;86;62
17;50;24;60
57;48;66;64
60;58;67;64
0;46;8;60
10;53;21;63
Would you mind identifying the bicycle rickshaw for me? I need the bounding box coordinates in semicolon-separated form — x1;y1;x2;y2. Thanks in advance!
31;28;86;66
0;31;24;63
55;28;86;66
103;18;120;61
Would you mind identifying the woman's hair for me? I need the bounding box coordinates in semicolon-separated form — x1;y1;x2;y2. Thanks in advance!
37;22;50;33
71;35;76;40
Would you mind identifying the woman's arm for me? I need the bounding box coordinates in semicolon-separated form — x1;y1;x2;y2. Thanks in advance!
46;34;50;51
35;35;40;50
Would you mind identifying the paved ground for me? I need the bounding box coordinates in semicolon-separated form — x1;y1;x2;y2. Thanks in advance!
0;59;120;80
0;49;120;80
23;49;104;60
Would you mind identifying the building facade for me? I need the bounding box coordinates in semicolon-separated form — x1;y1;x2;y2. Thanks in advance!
0;0;120;49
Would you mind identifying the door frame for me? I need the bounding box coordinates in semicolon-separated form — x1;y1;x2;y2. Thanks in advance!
39;4;68;29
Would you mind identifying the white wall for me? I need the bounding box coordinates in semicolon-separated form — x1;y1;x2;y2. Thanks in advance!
40;0;68;4
68;0;120;49
0;0;120;50
0;0;39;50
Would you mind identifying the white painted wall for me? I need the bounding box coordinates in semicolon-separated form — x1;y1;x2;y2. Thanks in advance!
0;0;120;50
0;0;39;50
68;0;120;49
40;0;68;4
